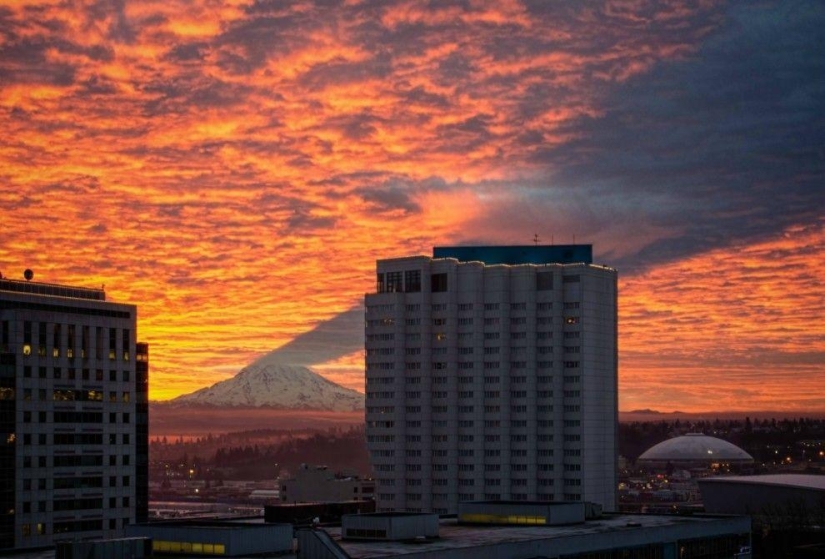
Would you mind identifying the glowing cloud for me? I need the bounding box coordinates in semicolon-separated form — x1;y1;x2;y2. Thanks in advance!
0;1;822;410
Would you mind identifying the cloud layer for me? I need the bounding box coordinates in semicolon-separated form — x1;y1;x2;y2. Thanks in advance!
1;0;822;410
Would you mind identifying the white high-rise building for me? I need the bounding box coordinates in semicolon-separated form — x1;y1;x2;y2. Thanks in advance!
365;246;617;514
0;273;148;550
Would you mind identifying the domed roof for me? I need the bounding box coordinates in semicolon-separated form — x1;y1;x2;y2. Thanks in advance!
638;434;753;462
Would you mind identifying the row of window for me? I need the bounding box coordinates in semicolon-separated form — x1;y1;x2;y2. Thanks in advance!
21;366;131;382
369;316;580;329
383;490;559;502
14;321;131;362
20;475;131;491
367;360;572;371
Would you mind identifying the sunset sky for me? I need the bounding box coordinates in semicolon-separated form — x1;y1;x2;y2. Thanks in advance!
1;0;823;412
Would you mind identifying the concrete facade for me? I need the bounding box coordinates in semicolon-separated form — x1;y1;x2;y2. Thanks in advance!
365;246;618;514
127;520;293;557
279;464;375;503
698;474;825;517
0;277;149;550
342;513;440;540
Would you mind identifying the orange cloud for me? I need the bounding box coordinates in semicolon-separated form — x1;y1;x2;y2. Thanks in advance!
2;0;821;413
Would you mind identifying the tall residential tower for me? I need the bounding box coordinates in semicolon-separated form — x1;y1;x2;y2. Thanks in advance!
365;246;617;514
0;274;148;550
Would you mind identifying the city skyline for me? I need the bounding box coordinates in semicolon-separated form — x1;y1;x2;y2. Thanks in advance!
1;1;823;412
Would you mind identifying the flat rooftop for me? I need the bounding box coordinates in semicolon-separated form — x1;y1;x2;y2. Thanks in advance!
699;474;825;491
326;513;746;558
433;245;592;265
0;277;106;301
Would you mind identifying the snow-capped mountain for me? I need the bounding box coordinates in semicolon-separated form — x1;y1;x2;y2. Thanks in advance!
169;362;364;411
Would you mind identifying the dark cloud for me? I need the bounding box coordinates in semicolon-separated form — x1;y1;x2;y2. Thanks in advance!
523;1;825;272
216;12;303;73
142;77;253;115
286;208;338;231
80;75;119;96
165;43;206;63
0;40;76;86
321;112;384;141
357;184;421;214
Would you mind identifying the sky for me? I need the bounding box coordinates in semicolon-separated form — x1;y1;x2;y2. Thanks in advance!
1;0;823;412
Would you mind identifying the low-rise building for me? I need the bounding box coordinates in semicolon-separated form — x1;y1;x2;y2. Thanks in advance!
300;505;751;559
279;464;374;503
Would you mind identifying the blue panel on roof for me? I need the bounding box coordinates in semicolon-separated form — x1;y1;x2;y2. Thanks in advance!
433;245;592;265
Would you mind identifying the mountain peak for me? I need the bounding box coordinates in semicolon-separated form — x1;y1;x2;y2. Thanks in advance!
170;362;364;411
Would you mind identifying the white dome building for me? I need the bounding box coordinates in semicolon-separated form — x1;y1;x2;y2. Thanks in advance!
638;434;753;463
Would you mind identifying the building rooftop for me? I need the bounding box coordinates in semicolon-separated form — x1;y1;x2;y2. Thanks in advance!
699;474;825;491
326;513;745;558
433;245;593;265
638;433;753;462
0;277;106;301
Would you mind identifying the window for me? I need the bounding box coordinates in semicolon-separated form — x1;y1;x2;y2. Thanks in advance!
431;273;448;292
385;271;403;292
109;328;117;359
405;270;421;292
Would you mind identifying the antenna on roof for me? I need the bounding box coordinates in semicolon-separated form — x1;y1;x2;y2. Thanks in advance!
533;233;540;246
